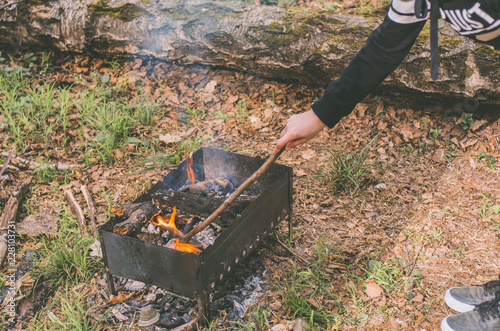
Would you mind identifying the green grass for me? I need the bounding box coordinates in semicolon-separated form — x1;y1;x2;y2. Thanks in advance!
138;135;208;169
364;259;403;292
31;209;100;288
0;52;160;163
278;239;344;327
319;137;377;194
26;285;106;331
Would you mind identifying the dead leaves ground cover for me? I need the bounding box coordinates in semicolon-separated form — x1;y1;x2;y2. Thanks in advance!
0;52;499;330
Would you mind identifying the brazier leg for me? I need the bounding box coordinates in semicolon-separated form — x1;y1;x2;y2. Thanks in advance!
196;291;211;326
105;267;117;295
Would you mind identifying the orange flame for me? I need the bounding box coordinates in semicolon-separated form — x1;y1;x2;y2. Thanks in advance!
169;238;201;254
152;206;180;236
186;156;195;185
151;206;201;254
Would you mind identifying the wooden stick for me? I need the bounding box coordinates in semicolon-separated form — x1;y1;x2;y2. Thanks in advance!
81;185;97;238
0;177;32;234
0;151;12;177
64;189;88;236
180;148;284;243
1;152;83;171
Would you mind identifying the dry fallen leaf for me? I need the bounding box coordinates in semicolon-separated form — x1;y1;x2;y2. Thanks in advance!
159;133;182;144
106;291;134;306
295;169;307;177
366;281;383;298
432;148;445;163
412;293;424;303
301;149;316;160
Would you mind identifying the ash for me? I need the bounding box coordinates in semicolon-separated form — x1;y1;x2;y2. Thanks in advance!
212;271;267;320
193;226;218;248
102;258;269;329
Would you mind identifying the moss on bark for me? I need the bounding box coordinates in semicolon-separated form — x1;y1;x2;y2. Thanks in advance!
88;0;150;22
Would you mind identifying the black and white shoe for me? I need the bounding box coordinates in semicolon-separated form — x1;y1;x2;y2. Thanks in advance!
445;277;500;313
441;299;500;331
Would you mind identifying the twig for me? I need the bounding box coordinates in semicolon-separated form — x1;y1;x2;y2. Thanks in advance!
272;235;311;265
405;244;425;278
180;148;285;243
0;177;32;234
64;189;88;236
1;152;83;171
41;121;59;159
81;184;97;238
0;0;25;11
0;151;12;177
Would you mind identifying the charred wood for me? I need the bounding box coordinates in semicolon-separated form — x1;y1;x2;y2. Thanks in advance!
179;178;234;196
151;189;254;226
113;201;160;236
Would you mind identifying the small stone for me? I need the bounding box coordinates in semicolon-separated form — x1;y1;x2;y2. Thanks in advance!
271;323;287;331
124;280;146;292
138;305;159;327
293;318;309;331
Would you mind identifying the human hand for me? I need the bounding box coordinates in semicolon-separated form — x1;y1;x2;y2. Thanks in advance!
273;109;326;153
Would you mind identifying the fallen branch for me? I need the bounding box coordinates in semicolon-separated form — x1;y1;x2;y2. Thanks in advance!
64;189;88;236
0;151;12;177
81;184;97;238
0;0;25;11
0;177;32;234
272;234;311;265
1;152;84;171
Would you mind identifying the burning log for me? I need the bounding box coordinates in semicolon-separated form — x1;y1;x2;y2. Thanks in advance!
151;189;254;226
113;201;160;235
111;202;149;218
0;1;498;97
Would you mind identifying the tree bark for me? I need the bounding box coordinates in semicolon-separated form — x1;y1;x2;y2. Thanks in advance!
1;0;499;97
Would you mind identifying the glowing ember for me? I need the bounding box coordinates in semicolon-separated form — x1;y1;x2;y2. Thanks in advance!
152;206;180;236
186;156;195;185
168;238;201;254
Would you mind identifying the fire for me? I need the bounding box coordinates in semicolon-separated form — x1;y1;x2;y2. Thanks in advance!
168;238;201;254
152;207;201;254
186;156;195;185
152;206;180;236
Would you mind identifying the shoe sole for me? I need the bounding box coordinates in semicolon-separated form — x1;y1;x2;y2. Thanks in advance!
440;316;456;331
444;288;475;313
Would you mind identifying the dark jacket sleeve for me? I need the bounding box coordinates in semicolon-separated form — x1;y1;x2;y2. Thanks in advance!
311;16;426;128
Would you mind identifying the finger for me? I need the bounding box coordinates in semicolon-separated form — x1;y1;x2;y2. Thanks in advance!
286;138;307;150
279;126;287;138
275;135;288;151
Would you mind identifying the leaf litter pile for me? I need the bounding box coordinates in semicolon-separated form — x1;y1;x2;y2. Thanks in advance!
0;51;499;330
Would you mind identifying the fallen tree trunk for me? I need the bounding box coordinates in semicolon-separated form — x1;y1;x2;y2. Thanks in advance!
1;0;499;97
